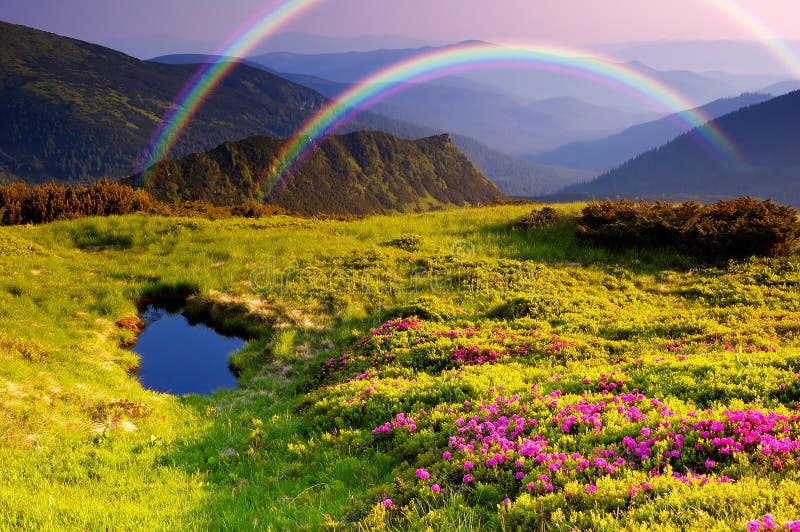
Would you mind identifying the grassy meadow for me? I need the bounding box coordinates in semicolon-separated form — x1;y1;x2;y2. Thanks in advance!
1;204;800;530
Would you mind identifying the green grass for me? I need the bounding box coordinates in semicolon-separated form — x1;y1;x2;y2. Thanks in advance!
0;205;799;530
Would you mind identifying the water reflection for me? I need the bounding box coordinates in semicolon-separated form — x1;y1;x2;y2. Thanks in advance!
133;306;244;395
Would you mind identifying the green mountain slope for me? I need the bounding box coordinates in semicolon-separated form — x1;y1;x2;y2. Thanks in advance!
128;131;502;215
0;21;329;182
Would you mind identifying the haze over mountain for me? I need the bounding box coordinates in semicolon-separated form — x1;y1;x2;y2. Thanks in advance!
563;90;800;206
128;131;502;215
273;70;657;153
249;44;781;110
760;80;800;95
156;54;619;153
533;92;774;172
102;32;444;60
598;39;800;76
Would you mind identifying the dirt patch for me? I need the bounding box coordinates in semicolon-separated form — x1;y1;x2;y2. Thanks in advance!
116;316;145;334
183;290;325;338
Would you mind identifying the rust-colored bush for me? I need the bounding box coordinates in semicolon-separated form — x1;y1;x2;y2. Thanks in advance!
0;181;288;225
0;179;151;225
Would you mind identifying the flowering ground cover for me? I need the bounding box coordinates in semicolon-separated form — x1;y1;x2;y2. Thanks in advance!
305;316;800;529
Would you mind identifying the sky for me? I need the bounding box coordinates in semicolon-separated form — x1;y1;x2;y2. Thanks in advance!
2;0;800;47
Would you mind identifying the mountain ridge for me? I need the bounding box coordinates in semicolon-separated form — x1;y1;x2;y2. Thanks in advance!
562;90;800;207
533;92;774;171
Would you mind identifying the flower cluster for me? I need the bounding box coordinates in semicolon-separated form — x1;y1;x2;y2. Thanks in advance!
311;315;800;527
746;514;800;531
451;346;504;366
371;412;417;435
372;385;800;507
319;320;580;385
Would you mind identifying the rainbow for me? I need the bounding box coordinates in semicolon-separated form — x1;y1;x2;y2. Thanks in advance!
705;0;800;80
268;41;745;189
137;0;320;175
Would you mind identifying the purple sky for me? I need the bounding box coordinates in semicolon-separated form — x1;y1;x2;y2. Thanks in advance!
2;0;799;46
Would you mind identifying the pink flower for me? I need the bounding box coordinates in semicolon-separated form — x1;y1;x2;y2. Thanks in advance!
463;474;473;483
586;484;597;494
442;451;452;460
747;515;779;531
415;468;430;480
383;498;392;508
431;484;441;493
464;461;473;470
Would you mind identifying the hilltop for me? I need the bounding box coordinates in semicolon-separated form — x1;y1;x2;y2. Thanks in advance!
128;131;502;215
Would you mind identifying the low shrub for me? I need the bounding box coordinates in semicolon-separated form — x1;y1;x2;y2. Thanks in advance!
577;197;800;260
514;207;563;230
386;233;425;252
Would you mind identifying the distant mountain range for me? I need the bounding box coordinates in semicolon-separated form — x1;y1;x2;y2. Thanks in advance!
760;80;800;96
294;74;657;153
102;32;444;60
154;56;618;153
445;135;592;197
562;90;800;207
599;39;800;77
248;44;783;110
128;131;502;215
532;92;774;172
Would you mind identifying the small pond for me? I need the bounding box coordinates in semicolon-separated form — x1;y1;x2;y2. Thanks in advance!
133;306;244;395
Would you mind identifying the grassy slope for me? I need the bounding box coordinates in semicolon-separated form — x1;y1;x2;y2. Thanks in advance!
0;205;799;529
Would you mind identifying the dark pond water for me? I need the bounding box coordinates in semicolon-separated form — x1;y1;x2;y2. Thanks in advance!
133;306;244;395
